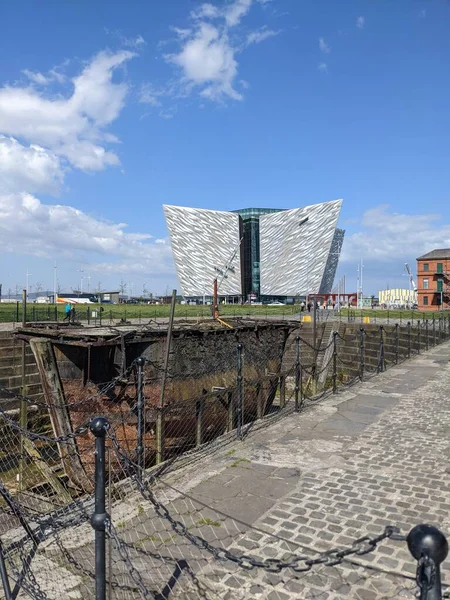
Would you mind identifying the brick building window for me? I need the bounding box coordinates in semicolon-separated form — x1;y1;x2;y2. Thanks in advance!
423;263;429;271
437;263;443;274
423;279;429;289
423;296;429;305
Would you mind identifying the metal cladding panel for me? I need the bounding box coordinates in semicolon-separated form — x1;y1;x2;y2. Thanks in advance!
259;200;343;296
319;228;345;294
163;205;242;297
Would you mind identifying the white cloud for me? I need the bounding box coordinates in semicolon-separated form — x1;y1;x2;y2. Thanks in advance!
191;3;221;21
0;50;135;172
166;0;279;102
0;49;174;280
356;16;365;29
247;27;281;45
319;37;330;54
318;62;328;73
225;0;253;27
139;83;163;107
0;136;64;195
0;191;174;274
167;23;241;101
22;68;66;86
341;206;450;263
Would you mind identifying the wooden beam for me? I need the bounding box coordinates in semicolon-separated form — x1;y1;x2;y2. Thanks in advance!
29;338;93;493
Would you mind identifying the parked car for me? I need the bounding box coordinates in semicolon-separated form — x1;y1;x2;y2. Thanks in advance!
267;301;285;306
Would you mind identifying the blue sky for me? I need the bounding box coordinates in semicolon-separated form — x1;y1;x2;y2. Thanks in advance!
1;0;449;298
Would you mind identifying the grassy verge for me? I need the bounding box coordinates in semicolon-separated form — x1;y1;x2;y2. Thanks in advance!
0;303;299;324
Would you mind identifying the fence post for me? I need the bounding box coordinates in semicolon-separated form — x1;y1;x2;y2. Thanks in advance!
417;321;421;354
196;391;206;447
425;320;429;351
433;316;436;346
294;336;302;412
439;315;442;342
0;540;12;600
236;343;243;439
377;326;385;373
90;416;109;600
359;327;365;380
135;357;145;482
332;331;338;393
227;390;234;432
407;321;411;359
256;381;264;420
395;323;399;365
279;374;286;408
408;524;448;600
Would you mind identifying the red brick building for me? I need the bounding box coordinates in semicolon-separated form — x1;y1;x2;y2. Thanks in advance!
416;249;450;311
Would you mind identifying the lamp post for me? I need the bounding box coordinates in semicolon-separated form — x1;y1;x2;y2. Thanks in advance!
78;269;84;295
53;264;57;303
25;271;31;300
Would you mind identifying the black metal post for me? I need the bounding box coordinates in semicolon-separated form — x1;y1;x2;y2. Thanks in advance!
395;323;399;365
236;343;243;439
90;417;109;600
378;326;385;373
433;316;436;346
425;320;429;351
135;357;145;482
407;321;411;359
417;321;421;354
332;332;338;393
0;541;12;600
408;524;448;600
439;315;442;342
359;327;365;380
294;336;301;412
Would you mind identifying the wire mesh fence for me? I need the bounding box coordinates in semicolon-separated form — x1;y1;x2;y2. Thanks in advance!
1;316;450;598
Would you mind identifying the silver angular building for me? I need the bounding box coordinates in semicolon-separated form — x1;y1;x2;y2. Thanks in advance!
163;200;344;302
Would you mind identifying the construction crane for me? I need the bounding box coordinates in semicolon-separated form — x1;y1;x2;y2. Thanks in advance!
404;263;418;292
212;237;243;322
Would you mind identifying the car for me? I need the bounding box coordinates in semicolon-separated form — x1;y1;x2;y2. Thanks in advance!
267;301;285;306
411;303;419;310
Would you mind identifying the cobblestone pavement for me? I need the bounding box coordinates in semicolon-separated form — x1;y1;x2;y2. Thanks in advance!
139;341;450;599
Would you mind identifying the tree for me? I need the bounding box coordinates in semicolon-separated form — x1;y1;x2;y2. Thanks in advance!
95;281;103;293
34;281;43;296
119;279;127;295
142;283;149;298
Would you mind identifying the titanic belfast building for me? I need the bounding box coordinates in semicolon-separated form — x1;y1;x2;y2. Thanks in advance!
163;199;344;303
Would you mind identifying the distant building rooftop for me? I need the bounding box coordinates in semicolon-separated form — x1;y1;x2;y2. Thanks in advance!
417;249;450;260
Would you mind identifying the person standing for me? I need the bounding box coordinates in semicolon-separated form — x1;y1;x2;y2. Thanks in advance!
64;302;71;321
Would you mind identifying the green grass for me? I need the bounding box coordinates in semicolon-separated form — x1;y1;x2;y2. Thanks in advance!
2;302;447;324
195;517;221;528
230;457;251;468
0;302;299;323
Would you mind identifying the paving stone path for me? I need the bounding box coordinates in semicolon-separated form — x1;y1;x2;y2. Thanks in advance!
146;341;450;599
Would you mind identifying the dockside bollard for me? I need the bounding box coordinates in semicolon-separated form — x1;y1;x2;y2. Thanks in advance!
135;357;145;482
90;417;109;600
408;524;448;600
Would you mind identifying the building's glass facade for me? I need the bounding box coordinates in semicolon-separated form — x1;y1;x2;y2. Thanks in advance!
164;201;344;303
232;208;282;301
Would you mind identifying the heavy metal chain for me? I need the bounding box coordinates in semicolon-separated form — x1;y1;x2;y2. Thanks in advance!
416;554;436;600
108;429;403;574
106;518;155;599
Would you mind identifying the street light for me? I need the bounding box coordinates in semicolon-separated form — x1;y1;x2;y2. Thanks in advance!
77;269;84;295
